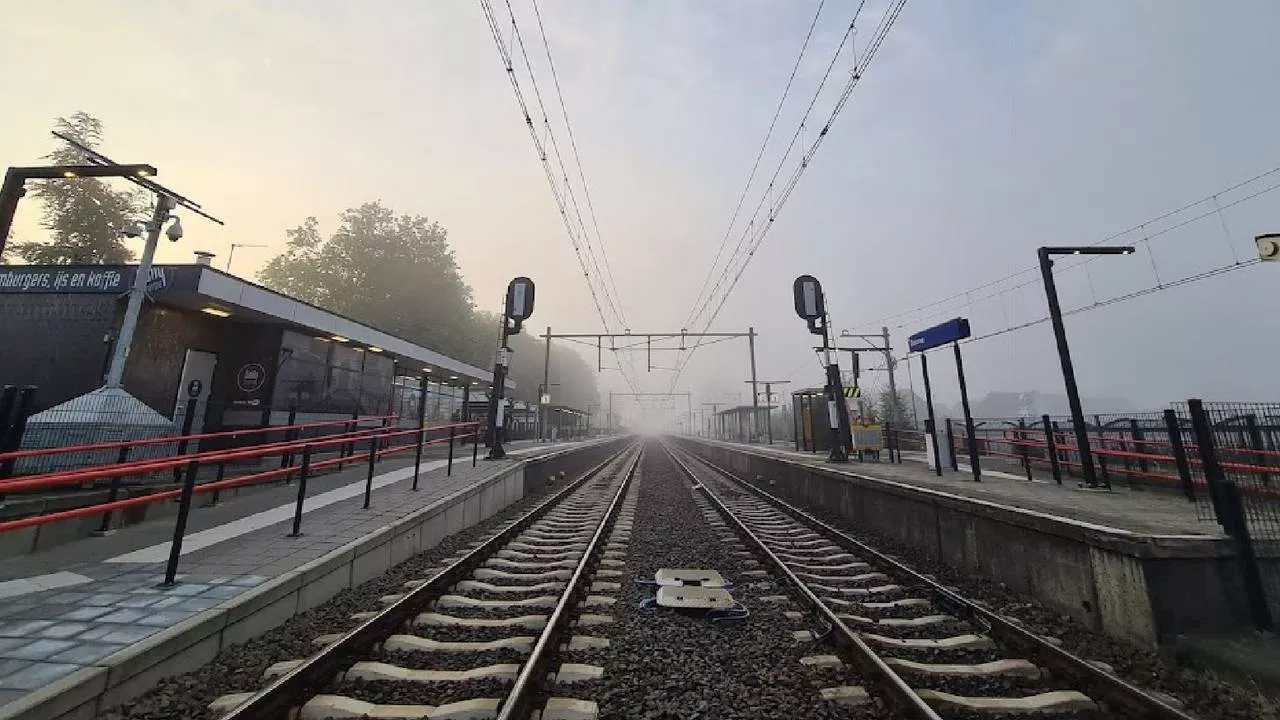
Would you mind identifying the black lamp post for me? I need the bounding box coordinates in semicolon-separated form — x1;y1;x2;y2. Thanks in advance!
1;163;157;260
1037;245;1133;488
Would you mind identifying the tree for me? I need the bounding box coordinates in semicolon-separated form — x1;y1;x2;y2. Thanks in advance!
260;202;476;357
259;201;600;408
13;112;144;264
878;388;914;427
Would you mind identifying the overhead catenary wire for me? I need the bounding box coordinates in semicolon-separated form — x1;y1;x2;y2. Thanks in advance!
683;0;829;332
672;0;909;392
479;0;641;395
875;176;1280;333
686;0;874;332
847;164;1280;334
523;0;646;393
478;0;611;330
527;0;627;327
887;257;1262;365
528;0;630;332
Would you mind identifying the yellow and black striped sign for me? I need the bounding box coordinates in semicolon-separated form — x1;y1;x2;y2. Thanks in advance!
842;386;861;399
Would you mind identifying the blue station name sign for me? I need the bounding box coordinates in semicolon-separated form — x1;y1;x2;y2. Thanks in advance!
908;317;971;353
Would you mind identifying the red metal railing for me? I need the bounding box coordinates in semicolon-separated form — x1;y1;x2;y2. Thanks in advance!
0;413;400;465
0;418;483;584
0;423;480;535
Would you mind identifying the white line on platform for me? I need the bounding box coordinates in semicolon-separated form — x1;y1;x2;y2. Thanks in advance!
0;571;93;598
105;442;576;565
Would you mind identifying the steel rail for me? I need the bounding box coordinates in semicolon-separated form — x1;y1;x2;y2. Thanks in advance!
222;441;640;720
681;447;1198;720
661;442;943;720
496;444;642;720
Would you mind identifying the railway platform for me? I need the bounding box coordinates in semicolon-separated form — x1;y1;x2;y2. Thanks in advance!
713;439;1220;537
677;437;1273;651
0;438;594;720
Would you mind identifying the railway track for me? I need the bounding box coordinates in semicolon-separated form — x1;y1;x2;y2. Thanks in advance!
209;442;640;720
663;442;1199;720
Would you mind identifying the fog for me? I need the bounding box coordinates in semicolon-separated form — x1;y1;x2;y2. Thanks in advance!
3;1;1278;425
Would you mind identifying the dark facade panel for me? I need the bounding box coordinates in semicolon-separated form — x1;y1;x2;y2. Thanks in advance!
0;293;118;410
122;305;230;417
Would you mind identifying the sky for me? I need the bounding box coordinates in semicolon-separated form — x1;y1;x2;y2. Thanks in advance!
3;0;1280;422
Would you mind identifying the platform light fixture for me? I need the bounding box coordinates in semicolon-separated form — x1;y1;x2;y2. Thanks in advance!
1038;244;1135;489
423;367;433;373
330;335;349;343
368;346;383;353
201;306;232;318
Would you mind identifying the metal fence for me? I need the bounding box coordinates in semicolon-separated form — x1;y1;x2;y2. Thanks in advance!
935;399;1279;630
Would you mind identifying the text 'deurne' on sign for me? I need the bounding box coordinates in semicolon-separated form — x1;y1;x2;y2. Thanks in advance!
908;317;971;353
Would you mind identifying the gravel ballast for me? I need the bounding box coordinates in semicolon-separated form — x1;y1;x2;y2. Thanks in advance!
563;444;878;720
716;454;1280;720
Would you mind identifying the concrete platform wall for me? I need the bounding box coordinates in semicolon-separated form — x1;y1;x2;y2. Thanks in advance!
675;438;1255;647
522;437;631;495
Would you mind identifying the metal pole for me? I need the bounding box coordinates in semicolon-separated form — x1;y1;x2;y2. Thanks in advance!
447;426;456;476
1164;409;1195;501
954;341;980;481
1188;399;1273;631
906;354;920;428
288;445;312;537
1043;414;1062;484
163;459;200;586
946;419;959;471
173;401;198;484
792;393;801;451
488;322;512;458
1039;248;1099;488
765;383;774;445
97;446;130;534
748;327;759;443
106;195;174;387
363;430;378;509
541;326;551;442
686;394;692;439
822;320;851;463
0;170;26;259
412;374;427;490
920;353;941;476
882;326;899;422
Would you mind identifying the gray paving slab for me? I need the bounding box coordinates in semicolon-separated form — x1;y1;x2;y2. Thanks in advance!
0;661;80;690
0;441;554;708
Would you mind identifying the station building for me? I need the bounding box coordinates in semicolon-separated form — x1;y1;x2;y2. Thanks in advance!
0;257;509;441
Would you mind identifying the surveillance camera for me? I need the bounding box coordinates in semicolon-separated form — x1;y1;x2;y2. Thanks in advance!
166;217;184;242
120;221;145;238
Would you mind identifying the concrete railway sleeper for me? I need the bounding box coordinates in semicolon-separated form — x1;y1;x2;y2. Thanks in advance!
208;442;641;720
545;442;880;719
663;442;1199;720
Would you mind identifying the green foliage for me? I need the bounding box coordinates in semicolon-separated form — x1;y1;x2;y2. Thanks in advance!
878;388;914;426
260;201;476;358
259;201;599;408
13;112;144;264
